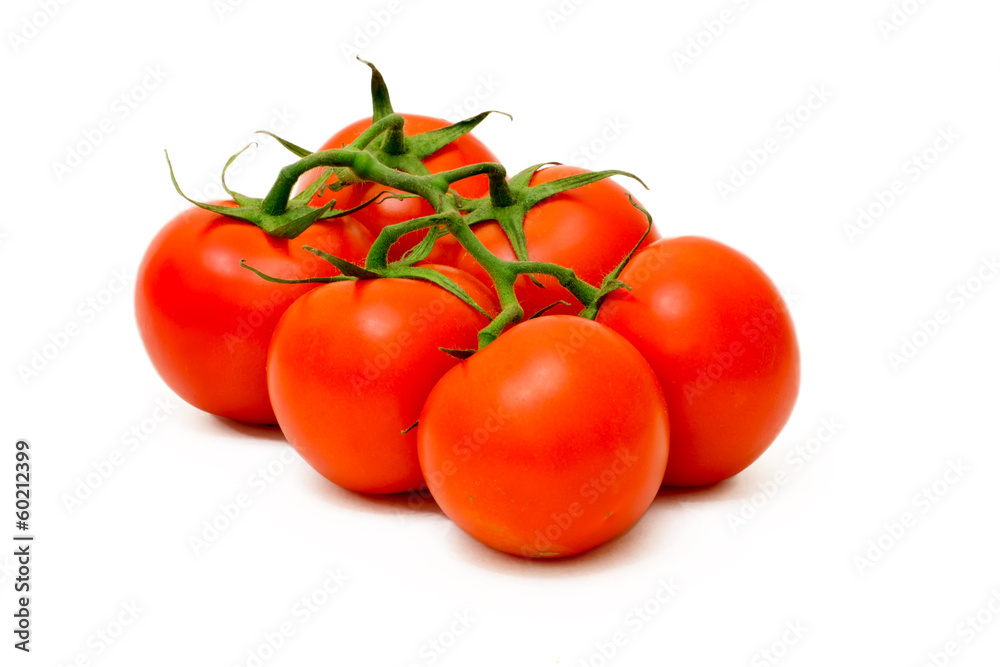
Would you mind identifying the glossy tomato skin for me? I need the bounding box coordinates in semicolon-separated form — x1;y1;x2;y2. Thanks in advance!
304;114;499;264
454;165;660;317
596;237;800;487
267;266;497;495
418;315;669;558
135;204;373;424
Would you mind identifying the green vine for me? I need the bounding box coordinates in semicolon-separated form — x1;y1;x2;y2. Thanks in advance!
172;60;653;350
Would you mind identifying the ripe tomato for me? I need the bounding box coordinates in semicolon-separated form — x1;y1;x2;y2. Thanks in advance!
454;165;660;317
267;266;497;495
596;237;800;487
418;315;668;558
303;114;499;263
135;203;373;424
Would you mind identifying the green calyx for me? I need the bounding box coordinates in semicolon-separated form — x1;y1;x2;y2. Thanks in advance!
579;195;656;321
172;59;657;352
242;245;490;320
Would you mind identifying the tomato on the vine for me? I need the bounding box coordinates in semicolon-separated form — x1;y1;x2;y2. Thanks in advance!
136;203;372;424
418;315;668;558
267;266;497;495
303;114;499;263
596;237;800;487
453;165;659;317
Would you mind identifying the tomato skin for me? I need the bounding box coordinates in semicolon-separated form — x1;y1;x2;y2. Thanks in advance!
267;266;497;495
135;204;373;424
454;165;660;317
596;237;800;487
418;315;668;558
304;114;499;264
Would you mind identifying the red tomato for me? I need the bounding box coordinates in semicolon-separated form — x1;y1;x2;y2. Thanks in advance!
596;237;800;487
136;203;373;424
303;114;499;263
453;165;659;317
418;315;668;558
267;266;497;494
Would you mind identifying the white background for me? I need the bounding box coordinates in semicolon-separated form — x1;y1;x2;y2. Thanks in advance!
2;0;999;665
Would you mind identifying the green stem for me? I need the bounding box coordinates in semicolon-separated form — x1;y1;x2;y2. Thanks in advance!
365;214;453;270
258;130;616;350
433;162;516;207
382;121;407;155
507;261;601;306
352;114;405;150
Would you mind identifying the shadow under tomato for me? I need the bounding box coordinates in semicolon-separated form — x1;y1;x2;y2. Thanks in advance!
203;413;287;443
453;502;686;579
653;476;743;506
304;472;446;519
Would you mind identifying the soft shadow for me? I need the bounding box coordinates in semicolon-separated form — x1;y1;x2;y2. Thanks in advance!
200;413;287;443
653;476;743;506
454;500;687;579
305;473;445;519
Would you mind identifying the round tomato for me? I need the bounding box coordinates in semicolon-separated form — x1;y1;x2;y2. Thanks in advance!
135;203;373;424
418;315;668;558
454;165;660;317
303;114;499;263
596;237;800;487
267;266;497;494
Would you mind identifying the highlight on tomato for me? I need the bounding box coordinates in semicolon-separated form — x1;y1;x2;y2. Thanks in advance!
267;266;498;495
417;315;669;558
135;203;372;424
597;237;800;487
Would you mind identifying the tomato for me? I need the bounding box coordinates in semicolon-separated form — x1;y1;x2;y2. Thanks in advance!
418;315;668;558
453;165;660;318
267;266;497;494
135;203;373;424
303;114;499;263
596;237;800;487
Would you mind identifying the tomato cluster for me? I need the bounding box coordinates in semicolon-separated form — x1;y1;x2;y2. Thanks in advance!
136;65;799;559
